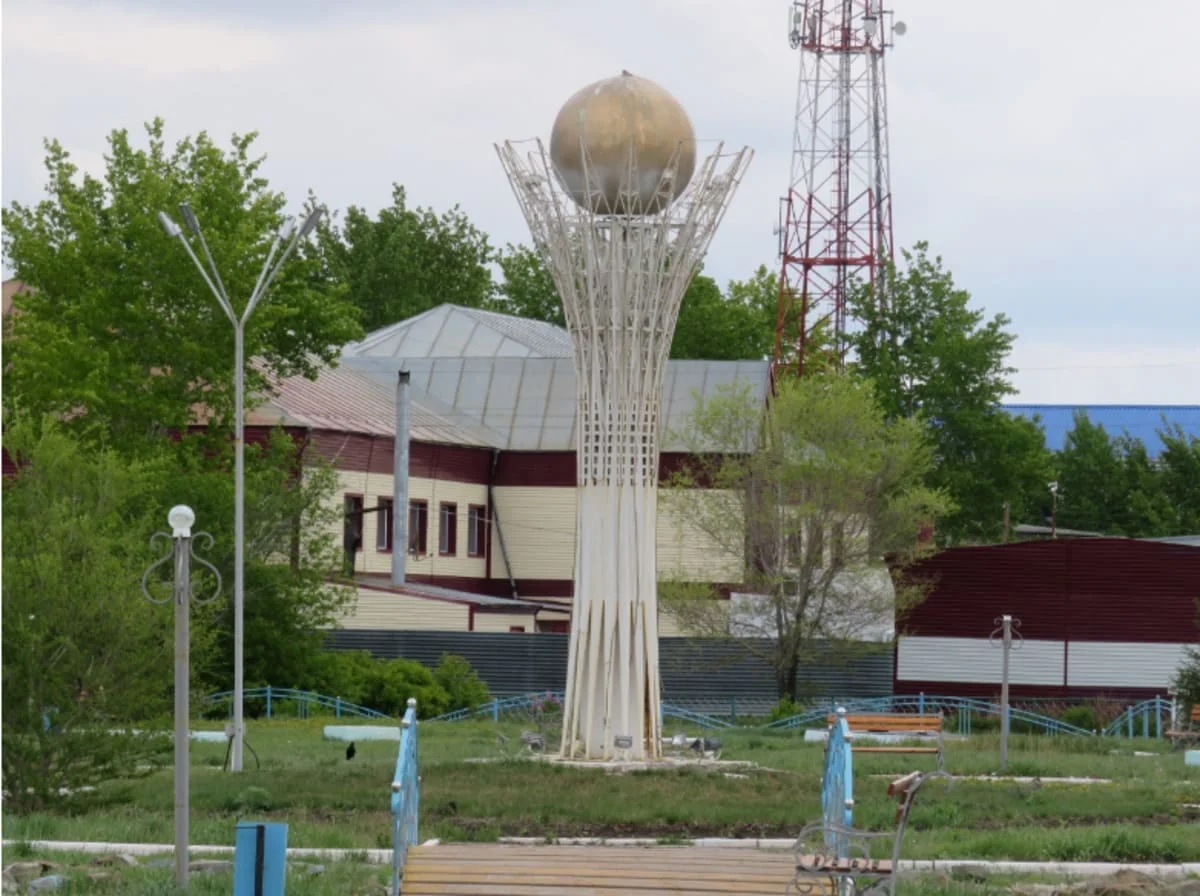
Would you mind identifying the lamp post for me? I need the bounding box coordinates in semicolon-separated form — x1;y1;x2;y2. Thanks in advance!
141;505;222;889
158;203;323;771
988;614;1024;771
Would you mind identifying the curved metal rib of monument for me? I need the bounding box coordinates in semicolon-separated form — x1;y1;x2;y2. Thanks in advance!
496;72;753;761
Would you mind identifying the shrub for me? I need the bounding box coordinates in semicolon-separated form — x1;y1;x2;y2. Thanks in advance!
1172;645;1200;716
767;696;801;723
362;658;450;718
1060;705;1100;732
433;653;491;713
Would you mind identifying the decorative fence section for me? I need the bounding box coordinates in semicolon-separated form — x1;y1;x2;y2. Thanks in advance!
390;698;419;895
821;707;854;857
1102;696;1171;739
765;694;1097;737
201;686;389;721
426;691;737;730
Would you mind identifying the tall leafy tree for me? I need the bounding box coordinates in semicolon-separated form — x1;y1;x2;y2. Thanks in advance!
848;242;1053;543
319;184;496;332
1052;413;1175;537
2;120;361;454
670;265;778;361
2;423;179;809
490;243;565;327
1156;424;1200;534
662;374;951;698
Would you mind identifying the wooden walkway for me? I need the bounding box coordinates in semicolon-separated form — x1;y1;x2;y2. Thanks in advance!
400;843;805;895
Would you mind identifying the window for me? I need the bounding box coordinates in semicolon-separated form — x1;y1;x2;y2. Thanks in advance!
468;504;488;558
343;494;364;574
509;626;526;633
376;497;394;551
408;500;428;556
439;502;458;556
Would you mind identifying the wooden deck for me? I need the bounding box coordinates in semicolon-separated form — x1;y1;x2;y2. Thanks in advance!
400;843;807;895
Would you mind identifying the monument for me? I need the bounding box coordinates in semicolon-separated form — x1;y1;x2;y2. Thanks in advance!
496;71;752;760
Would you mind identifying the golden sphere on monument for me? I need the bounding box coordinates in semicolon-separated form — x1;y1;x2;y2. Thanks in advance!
549;71;696;216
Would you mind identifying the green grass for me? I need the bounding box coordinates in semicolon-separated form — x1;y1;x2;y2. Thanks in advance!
5;718;1199;863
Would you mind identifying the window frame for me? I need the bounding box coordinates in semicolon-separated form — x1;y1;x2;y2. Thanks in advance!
408;500;428;556
376;496;394;552
467;504;488;558
439;502;458;556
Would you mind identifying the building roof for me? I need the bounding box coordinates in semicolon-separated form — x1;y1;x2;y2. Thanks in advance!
353;575;554;612
252;364;501;447
343;304;573;360
1004;404;1200;456
340;356;772;452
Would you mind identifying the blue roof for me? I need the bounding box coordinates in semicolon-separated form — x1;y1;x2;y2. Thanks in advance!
1003;405;1200;456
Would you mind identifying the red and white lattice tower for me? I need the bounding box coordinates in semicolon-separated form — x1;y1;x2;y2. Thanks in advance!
774;0;905;377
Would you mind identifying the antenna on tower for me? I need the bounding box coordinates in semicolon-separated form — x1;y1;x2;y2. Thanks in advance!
773;0;904;380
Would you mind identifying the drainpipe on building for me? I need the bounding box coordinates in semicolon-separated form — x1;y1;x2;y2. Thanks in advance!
489;448;519;601
392;368;410;587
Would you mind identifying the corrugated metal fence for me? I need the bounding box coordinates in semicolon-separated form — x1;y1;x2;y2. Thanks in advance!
324;630;892;715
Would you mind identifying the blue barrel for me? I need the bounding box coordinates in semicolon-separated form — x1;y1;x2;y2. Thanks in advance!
234;821;288;896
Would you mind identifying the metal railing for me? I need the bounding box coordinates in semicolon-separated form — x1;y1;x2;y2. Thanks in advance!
765;694;1097;737
202;686;390;721
1102;696;1171;738
822;707;854;852
391;698;419;895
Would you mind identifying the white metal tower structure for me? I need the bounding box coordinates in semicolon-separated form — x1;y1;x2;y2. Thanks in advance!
774;0;905;377
496;73;752;760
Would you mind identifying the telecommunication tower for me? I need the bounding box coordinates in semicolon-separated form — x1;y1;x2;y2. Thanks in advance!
774;0;905;377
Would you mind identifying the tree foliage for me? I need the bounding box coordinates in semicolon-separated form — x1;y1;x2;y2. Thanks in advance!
319;184;496;332
662;374;951;698
2;423;179;809
848;242;1053;543
489;243;565;327
1052;414;1200;537
2;120;361;453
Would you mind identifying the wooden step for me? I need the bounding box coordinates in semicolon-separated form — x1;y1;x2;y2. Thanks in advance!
400;843;817;895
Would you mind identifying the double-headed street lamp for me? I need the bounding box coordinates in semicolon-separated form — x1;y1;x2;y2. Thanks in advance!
158;203;323;771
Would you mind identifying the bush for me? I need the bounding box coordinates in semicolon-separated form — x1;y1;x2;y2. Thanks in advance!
362;658;450;718
433;653;491;713
1060;705;1101;732
767;696;802;723
1172;645;1200;716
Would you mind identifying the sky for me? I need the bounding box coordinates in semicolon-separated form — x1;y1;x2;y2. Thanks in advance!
3;0;1199;404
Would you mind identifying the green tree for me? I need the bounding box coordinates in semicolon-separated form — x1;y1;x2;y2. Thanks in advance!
2;422;181;809
662;374;951;699
848;242;1053;543
320;184;495;332
2;120;361;454
670;266;778;360
1158;424;1200;534
490;243;565;327
166;430;354;693
1053;413;1173;537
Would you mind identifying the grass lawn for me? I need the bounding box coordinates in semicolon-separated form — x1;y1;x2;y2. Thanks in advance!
4;717;1199;864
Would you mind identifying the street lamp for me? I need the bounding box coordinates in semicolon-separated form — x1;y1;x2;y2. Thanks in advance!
142;505;222;889
988;614;1024;771
158;202;323;770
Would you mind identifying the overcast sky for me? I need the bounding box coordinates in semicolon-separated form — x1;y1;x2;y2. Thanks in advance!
3;0;1198;404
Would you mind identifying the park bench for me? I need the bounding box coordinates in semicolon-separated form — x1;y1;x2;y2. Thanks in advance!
788;769;951;895
1166;704;1200;747
827;712;945;771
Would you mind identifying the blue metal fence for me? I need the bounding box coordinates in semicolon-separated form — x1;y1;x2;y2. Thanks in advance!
201;686;389;721
822;708;854;856
390;698;420;895
200;687;1177;741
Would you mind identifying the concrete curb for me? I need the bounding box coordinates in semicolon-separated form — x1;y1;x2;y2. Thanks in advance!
6;839;1200;877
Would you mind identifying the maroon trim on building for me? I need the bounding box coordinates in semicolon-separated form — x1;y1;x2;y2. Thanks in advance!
361;572;739;602
491;451;733;488
308;430;492;483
